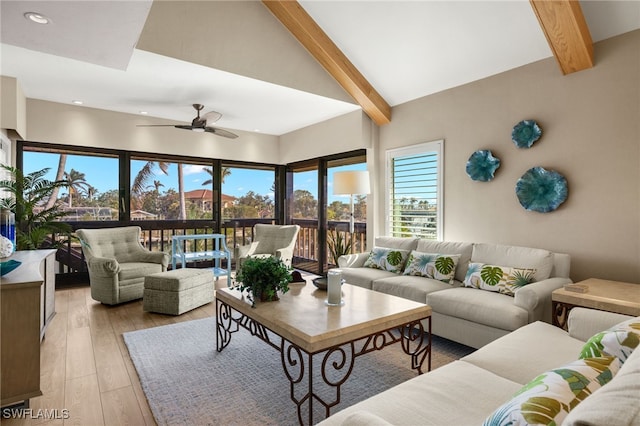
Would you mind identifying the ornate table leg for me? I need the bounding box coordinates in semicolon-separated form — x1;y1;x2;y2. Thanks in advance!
281;339;355;425
216;299;234;352
400;318;431;374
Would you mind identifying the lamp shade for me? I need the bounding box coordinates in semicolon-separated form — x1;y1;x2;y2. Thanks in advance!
333;170;370;195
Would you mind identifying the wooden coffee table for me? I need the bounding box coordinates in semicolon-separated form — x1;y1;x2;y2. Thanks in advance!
552;278;640;329
215;282;432;425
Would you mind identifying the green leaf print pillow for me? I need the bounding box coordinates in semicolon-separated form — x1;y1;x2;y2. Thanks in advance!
483;356;621;426
580;316;640;364
464;262;536;296
402;251;461;284
363;247;410;274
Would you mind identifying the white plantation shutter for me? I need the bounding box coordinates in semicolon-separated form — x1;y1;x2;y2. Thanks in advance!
386;140;443;240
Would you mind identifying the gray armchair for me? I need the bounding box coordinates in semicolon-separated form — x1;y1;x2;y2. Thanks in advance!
77;226;169;305
235;224;300;272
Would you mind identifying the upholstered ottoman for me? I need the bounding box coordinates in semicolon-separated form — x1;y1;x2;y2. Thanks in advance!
143;268;214;315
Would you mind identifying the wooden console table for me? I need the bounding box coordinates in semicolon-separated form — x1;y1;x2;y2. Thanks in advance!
1;249;56;408
552;278;640;329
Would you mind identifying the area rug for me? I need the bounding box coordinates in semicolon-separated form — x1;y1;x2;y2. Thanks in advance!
124;317;473;426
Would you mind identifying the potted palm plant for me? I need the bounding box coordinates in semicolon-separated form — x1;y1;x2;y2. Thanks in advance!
234;256;293;307
0;164;71;250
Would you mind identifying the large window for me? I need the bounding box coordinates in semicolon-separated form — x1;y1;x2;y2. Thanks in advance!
130;156;214;221
386;140;442;240
220;165;276;221
22;147;119;221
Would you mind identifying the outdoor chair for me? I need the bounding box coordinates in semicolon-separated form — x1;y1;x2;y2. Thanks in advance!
235;224;300;273
77;226;169;305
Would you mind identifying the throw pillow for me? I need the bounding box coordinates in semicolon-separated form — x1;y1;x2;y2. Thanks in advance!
402;251;461;284
579;316;640;364
483;356;621;426
363;247;410;274
464;262;536;296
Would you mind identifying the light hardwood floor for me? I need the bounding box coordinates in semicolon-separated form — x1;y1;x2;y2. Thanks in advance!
3;280;228;426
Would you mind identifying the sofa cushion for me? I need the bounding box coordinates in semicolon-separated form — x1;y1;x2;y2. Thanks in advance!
403;251;460;284
363;247;410;274
317;360;522;426
341;267;397;290
427;287;529;331
463;262;536;296
563;345;640;426
579;316;640;364
340;411;393;426
471;243;554;281
372;275;452;303
462;321;586;385
374;236;419;251
118;262;164;283
483;356;621;426
416;240;473;282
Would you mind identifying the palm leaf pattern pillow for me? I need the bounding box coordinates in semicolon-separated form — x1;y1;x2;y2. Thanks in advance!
483;356;621;426
579;317;640;364
464;263;536;296
403;251;460;284
363;247;410;273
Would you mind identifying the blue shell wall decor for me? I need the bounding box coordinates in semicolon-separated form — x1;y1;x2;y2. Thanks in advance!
466;150;501;182
512;120;542;148
515;167;568;213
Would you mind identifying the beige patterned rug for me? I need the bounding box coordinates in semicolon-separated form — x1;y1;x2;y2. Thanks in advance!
124;317;473;425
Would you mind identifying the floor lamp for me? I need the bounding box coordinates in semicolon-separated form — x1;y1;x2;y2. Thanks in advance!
333;170;371;235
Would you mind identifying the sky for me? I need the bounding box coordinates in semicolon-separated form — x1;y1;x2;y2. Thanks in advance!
23;151;366;203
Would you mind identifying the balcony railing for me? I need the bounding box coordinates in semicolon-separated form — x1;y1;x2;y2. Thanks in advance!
50;218;366;285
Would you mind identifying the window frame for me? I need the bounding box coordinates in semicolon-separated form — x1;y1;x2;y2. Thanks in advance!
385;140;443;241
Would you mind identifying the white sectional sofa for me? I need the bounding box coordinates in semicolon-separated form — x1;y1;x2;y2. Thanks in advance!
338;237;572;348
319;308;640;426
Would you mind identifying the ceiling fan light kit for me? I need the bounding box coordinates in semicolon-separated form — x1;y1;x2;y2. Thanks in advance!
136;104;238;139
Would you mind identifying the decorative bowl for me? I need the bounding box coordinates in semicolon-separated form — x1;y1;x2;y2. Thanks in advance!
466;150;501;182
512;120;542;148
515;167;568;213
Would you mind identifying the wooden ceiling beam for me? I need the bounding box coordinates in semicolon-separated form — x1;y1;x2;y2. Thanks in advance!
262;1;391;125
530;0;594;75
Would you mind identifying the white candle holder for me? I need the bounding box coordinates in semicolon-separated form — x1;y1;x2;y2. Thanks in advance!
325;269;344;307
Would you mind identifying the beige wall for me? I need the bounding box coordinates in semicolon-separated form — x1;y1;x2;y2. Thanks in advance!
279;110;374;164
26;100;280;164
377;30;640;283
1;76;27;139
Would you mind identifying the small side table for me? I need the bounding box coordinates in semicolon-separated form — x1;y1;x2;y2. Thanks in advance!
552;278;640;329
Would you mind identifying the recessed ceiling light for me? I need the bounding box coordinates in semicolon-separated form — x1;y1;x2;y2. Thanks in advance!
254;129;261;132
71;100;83;105
24;12;50;24
140;111;148;115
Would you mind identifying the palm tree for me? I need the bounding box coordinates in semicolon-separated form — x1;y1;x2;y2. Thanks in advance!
178;164;186;220
202;166;231;186
44;154;67;209
148;180;164;195
132;161;169;196
63;169;89;208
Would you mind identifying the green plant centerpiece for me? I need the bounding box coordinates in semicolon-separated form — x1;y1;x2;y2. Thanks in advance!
0;164;71;250
327;229;352;267
234;256;293;307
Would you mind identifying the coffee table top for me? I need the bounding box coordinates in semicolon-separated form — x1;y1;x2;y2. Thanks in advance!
216;282;431;353
552;278;640;316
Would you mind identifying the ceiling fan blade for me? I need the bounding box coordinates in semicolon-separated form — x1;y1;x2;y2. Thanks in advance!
202;111;222;124
204;127;238;139
174;125;198;130
136;124;179;127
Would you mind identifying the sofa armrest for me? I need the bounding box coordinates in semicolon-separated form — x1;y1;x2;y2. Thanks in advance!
87;256;121;277
275;247;294;265
567;307;634;341
135;251;170;269
514;277;572;322
235;242;258;259
337;252;370;268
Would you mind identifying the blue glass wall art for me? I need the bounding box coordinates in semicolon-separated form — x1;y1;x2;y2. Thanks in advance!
466;150;501;182
512;120;542;148
516;167;568;213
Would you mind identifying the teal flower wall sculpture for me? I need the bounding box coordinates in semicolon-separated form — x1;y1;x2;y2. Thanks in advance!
516;167;568;213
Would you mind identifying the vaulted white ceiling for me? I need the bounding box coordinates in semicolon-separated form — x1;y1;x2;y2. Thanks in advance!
1;1;639;136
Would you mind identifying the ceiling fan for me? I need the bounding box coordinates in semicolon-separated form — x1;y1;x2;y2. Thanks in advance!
137;104;238;139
